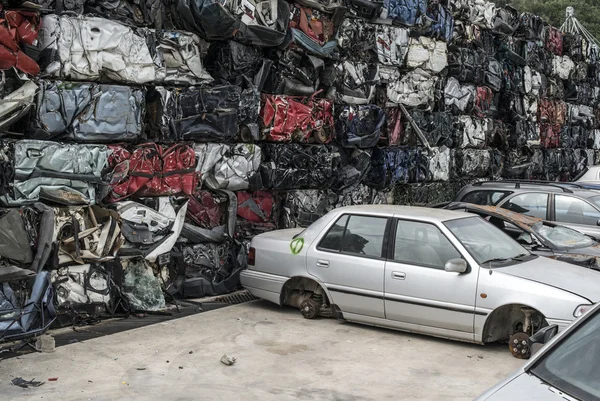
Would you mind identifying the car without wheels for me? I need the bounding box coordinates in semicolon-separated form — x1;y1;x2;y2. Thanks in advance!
241;205;600;358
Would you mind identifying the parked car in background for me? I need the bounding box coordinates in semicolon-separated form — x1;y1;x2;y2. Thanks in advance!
241;205;600;358
575;165;600;183
475;302;600;401
443;202;600;270
454;181;600;240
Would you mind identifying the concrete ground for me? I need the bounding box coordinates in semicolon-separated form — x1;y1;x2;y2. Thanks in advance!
1;300;523;401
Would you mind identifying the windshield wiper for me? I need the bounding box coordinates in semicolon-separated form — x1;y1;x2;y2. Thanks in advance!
511;253;528;261
481;257;509;264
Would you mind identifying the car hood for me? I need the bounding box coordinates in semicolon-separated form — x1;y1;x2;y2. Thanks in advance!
477;372;568;401
499;256;600;302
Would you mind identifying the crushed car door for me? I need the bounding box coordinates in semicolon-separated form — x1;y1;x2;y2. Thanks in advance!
306;214;387;318
384;218;478;335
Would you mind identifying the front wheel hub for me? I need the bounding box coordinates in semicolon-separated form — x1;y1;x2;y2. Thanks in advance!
300;298;319;319
509;332;531;359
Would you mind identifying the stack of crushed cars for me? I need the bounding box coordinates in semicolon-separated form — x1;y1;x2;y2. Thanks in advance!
0;0;598;340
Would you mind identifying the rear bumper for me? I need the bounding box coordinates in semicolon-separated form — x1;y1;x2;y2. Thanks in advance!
240;269;288;305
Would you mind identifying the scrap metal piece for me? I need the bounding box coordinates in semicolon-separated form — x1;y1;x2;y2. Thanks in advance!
220;354;236;366
0;81;38;130
11;377;44;388
121;258;165;311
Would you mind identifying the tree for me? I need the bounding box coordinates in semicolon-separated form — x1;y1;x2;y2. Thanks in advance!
495;0;600;42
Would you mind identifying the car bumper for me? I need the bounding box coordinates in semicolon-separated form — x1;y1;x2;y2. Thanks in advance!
546;318;572;332
240;269;288;305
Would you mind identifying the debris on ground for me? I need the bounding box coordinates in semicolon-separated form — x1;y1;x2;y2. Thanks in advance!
11;377;44;388
220;354;236;366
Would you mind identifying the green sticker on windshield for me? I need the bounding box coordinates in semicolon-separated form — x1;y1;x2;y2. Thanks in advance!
290;238;304;255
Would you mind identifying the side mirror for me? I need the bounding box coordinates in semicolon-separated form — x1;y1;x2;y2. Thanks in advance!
529;325;559;356
445;258;467;273
596;220;600;227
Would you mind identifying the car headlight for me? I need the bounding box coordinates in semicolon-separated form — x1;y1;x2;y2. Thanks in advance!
574;304;593;318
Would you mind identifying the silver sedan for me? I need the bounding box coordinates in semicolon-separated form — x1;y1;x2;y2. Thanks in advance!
241;205;600;356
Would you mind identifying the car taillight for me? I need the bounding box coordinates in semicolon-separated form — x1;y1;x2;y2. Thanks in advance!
248;247;255;266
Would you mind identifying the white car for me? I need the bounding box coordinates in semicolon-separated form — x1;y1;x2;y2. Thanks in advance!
241;205;600;356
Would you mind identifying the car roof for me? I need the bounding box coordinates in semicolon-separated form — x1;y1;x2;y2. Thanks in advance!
464;181;600;199
332;205;475;223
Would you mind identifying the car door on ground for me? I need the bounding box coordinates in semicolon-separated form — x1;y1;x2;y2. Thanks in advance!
383;218;478;333
307;214;388;318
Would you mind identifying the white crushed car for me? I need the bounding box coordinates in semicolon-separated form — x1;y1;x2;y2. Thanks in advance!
241;205;600;357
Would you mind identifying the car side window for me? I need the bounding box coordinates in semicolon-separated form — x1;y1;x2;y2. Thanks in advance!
318;215;348;252
393;220;461;270
501;193;548;219
461;190;512;206
555;195;600;226
341;215;388;258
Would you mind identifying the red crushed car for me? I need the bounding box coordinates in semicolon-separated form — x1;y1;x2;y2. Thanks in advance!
107;143;199;201
259;93;334;143
0;8;40;75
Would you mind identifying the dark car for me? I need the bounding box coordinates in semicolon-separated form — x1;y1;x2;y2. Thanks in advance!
454;181;600;240
444;202;600;270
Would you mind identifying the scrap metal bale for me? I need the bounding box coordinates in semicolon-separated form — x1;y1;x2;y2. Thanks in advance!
289;3;346;58
51;264;114;312
383;0;426;26
259;94;334;143
336;105;385;148
117;197;189;262
2;140;108;206
406;37;448;73
279;189;335;229
173;0;290;47
168;241;243;298
236;190;278;237
27;81;145;143
452;148;491;178
53;205;123;266
195;143;262;191
393;181;466;206
387;68;437;107
0;9;41;76
260;144;340;190
37;15;155;84
144;29;213;85
106;143;199;202
146;85;256;143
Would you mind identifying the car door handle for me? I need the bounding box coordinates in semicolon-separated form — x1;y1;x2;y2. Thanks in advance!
392;271;406;280
316;260;329;268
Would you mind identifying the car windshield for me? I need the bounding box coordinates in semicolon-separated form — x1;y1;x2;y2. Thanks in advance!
530;308;600;401
531;222;596;249
589;195;600;209
444;217;529;265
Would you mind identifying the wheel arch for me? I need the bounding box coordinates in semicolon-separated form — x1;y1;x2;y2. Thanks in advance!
279;275;332;308
481;303;548;343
